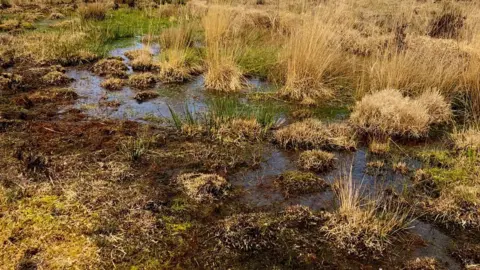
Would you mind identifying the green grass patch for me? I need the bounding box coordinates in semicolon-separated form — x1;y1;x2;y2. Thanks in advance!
417;149;454;168
86;8;171;54
237;45;279;78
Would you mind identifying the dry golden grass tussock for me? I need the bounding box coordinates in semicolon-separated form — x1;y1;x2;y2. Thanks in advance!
124;49;152;61
157;53;191;83
28;88;78;103
297;150;336;172
350;89;451;138
275;170;329;196
125;50;156;71
92;58;128;78
416;89;452;124
363;39;465;96
131;53;155;72
278;12;347;105
128;72;157;89
134;90;159;102
158;48;202;83
454;128;480;151
203;7;245;92
78;3;107;21
159;21;195;50
42;70;72;86
429;189;480;230
204;58;243;92
392;162;409;175
214;118;262;143
452;127;480;151
369;139;390;155
101;78;125;91
156;19;200;83
323;172;412;258
176;173;230;202
274;118;356;150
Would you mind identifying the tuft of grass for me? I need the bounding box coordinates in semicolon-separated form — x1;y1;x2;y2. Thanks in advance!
360;38;464;97
119;136;151;162
275;170;329;196
323;171;413;258
369;139;390;155
278;14;345;105
350;89;451;138
453;127;480;151
158;48;202;83
274;118;356;150
403;257;443;270
203;7;244;92
413;144;480;230
176;173;230;202
14;31;99;65
157;18;202;82
41;71;72;86
297;150;336;172
128;72;158;89
214;118;262;143
159;20;195;50
78;3;107;21
92;58;128;78
134;90;160;102
101;78;126;91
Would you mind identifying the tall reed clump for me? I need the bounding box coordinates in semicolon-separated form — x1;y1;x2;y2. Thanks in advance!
203;7;244;92
322;171;412;258
279;15;344;105
157;20;201;83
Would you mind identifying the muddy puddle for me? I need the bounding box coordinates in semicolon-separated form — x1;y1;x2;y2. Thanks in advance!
64;39;271;122
64;39;463;269
232;146;421;211
231;144;461;268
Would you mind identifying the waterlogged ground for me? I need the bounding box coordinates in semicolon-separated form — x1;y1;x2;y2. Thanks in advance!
2;32;478;269
56;40;468;269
